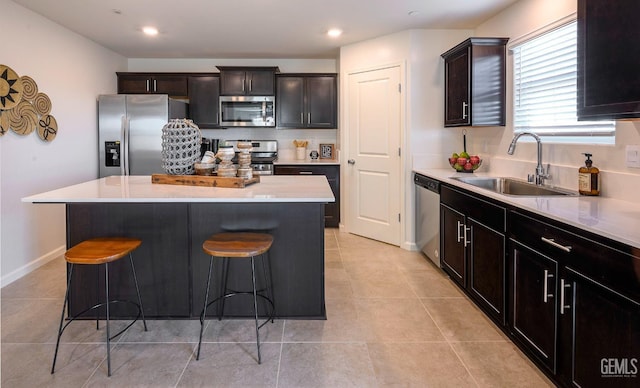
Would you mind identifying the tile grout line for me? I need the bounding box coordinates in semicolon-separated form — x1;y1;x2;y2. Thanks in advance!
274;318;286;388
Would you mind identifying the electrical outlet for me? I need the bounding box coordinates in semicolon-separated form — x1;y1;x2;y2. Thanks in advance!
625;145;640;168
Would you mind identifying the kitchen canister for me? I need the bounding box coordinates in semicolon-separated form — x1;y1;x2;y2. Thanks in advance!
161;119;202;175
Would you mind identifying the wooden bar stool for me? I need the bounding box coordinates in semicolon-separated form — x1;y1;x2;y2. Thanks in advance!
51;237;148;376
196;232;275;364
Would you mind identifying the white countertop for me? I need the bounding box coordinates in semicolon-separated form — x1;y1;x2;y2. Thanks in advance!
22;175;335;204
415;168;640;250
274;158;340;165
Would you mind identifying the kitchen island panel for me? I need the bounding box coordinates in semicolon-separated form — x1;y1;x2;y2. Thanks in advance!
190;202;326;319
66;203;191;318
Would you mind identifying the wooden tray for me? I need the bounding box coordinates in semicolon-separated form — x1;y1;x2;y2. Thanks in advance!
151;174;260;188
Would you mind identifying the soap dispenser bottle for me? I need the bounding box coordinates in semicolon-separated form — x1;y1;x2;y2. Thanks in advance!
578;153;600;196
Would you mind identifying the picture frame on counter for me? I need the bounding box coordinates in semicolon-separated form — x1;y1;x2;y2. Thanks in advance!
320;143;334;159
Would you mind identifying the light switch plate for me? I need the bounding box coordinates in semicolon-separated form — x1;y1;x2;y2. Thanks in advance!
625;145;640;168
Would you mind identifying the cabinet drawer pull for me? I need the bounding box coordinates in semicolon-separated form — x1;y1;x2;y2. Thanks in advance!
543;270;554;303
462;102;468;119
299;171;313;175
146;79;150;92
560;278;571;314
153;79;157;92
541;237;572;253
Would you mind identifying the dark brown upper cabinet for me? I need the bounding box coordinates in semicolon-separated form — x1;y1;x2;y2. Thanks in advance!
577;0;640;120
217;66;278;96
276;74;337;129
441;38;508;127
187;75;220;129
117;73;188;97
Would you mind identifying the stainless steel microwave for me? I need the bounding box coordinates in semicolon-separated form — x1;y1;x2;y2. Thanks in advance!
219;96;275;127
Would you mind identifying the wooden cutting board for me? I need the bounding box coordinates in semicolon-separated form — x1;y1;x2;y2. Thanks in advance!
151;174;260;188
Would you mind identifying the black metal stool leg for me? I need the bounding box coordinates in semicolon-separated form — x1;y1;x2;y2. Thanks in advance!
196;256;214;360
250;256;261;364
129;253;147;331
218;257;230;320
105;262;112;377
51;264;74;374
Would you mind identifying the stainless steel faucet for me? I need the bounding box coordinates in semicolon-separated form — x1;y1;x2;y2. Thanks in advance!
507;132;550;185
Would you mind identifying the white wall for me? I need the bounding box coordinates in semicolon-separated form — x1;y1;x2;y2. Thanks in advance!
0;0;126;286
472;0;640;202
339;29;472;250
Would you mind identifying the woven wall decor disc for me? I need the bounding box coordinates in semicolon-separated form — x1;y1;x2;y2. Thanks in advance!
20;75;38;101
0;111;9;136
37;114;57;141
0;64;24;110
34;92;52;116
8;100;37;135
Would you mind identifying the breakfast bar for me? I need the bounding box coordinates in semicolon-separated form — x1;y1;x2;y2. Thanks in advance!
23;175;335;319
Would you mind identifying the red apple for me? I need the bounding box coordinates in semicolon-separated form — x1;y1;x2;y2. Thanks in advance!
457;157;468;166
470;155;480;165
464;162;473;171
448;157;457;165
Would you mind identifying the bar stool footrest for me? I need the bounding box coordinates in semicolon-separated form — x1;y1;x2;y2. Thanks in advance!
60;300;145;341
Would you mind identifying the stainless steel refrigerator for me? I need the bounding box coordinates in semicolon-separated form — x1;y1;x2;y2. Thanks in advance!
98;94;188;177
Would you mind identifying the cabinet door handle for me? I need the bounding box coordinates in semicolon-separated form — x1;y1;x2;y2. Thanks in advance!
146;79;150;92
299;171;313;175
249;79;252;91
462;102;468;119
543;270;554;303
560;278;571;314
541;237;572;253
456;221;464;243
153;79;157;92
308;113;311;125
463;225;470;247
242;79;245;92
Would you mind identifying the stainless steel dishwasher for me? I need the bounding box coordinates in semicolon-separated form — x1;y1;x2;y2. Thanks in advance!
414;173;441;267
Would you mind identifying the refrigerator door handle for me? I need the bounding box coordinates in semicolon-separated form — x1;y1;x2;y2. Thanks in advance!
122;116;130;175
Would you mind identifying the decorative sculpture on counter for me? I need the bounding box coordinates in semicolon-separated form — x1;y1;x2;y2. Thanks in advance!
161;118;201;175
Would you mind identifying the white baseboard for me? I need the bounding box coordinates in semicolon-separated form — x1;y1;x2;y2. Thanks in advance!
1;245;65;288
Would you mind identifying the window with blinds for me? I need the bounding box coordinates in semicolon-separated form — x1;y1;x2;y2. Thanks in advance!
512;21;615;144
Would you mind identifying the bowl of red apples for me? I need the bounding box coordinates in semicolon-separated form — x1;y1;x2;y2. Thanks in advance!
448;152;482;173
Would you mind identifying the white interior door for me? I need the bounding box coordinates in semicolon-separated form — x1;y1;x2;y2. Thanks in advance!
347;66;401;245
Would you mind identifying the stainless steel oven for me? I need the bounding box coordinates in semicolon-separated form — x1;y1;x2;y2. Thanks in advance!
226;140;278;175
219;96;275;127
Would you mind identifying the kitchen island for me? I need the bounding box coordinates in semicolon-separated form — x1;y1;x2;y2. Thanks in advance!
23;175;335;319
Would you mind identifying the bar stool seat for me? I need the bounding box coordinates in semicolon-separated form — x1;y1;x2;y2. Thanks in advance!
52;237;148;376
197;232;275;363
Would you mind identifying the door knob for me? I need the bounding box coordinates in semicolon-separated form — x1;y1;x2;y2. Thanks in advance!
348;159;356;165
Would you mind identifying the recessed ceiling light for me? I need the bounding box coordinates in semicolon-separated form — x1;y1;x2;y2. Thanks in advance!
327;29;342;38
142;26;159;36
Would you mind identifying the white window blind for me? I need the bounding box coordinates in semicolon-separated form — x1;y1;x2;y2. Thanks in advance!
512;21;615;143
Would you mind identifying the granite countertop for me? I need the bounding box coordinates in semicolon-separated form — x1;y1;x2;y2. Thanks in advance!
414;168;640;250
22;175;335;204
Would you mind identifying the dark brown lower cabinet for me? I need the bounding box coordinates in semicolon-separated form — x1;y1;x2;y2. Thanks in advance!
509;210;640;388
440;185;506;325
274;164;340;227
509;240;558;374
559;268;640;388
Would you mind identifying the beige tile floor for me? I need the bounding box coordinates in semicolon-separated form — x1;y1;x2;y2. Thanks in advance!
1;229;554;387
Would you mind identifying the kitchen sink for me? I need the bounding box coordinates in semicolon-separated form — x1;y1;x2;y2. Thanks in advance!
451;176;577;196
